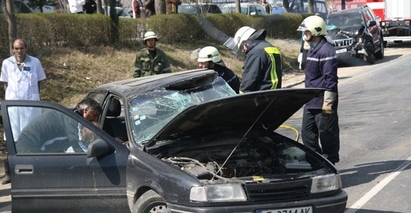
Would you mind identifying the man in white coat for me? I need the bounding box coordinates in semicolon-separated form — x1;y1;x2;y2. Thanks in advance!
68;0;85;14
0;39;46;184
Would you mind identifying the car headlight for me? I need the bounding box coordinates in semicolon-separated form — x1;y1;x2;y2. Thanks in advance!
190;184;247;202
311;174;342;193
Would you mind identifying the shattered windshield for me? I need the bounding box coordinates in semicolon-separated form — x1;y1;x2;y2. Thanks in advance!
327;12;364;28
128;76;236;145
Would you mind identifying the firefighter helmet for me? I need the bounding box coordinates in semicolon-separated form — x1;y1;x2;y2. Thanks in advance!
143;31;158;41
197;46;221;63
233;26;256;49
297;15;327;36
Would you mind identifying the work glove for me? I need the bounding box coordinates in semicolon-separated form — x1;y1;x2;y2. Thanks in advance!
322;91;337;116
298;53;303;70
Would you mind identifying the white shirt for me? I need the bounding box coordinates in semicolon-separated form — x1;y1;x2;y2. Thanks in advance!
68;0;85;13
1;54;46;140
1;54;46;101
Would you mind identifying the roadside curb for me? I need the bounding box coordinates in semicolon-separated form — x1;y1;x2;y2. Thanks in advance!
282;74;305;88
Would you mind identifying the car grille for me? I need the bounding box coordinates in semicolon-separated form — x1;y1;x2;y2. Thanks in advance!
244;178;311;202
333;38;354;47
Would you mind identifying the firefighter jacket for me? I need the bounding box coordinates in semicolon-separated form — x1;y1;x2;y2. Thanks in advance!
304;37;339;110
214;63;241;94
133;48;171;78
240;39;282;93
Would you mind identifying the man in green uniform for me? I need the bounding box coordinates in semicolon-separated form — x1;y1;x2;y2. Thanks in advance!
133;31;171;78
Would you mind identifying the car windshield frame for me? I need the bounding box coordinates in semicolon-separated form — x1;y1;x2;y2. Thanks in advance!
128;76;236;145
327;11;365;28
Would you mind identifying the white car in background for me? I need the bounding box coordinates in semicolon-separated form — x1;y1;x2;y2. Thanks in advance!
220;3;268;15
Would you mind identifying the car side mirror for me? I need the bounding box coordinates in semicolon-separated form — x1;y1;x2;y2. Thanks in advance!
368;20;376;27
87;139;112;158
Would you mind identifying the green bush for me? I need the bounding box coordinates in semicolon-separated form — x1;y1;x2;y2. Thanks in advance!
0;12;306;57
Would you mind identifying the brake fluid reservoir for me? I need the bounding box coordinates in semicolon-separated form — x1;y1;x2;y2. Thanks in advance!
282;147;306;161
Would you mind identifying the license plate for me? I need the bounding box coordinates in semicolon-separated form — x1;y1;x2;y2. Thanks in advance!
256;206;313;213
336;48;347;54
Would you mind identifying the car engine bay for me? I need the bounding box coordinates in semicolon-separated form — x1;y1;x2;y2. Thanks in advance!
156;132;321;180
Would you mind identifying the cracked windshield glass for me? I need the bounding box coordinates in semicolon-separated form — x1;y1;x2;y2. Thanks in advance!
129;76;236;144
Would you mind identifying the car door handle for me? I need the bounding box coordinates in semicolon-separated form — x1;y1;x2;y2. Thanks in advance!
15;164;34;174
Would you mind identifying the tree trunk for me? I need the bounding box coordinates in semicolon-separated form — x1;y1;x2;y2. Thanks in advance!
308;0;313;14
283;0;289;13
155;0;165;14
96;0;103;14
235;0;240;13
4;0;17;55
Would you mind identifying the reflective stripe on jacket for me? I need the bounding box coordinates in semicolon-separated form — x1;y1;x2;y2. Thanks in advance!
304;37;338;109
240;40;282;93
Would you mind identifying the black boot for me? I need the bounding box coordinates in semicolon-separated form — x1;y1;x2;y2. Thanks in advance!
2;159;10;185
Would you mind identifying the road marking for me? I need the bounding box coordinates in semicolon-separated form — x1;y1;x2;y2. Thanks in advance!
345;156;411;213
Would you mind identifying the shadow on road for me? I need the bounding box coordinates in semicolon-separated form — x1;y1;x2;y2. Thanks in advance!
0;187;10;211
339;160;410;189
338;53;402;67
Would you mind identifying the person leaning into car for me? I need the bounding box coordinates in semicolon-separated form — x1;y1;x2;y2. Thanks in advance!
297;15;340;165
16;98;102;154
133;31;171;78
0;38;47;185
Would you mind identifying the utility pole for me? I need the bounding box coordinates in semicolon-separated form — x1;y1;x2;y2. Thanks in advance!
341;0;345;10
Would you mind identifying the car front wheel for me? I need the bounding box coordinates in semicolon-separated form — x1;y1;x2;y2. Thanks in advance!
375;36;384;59
132;190;169;213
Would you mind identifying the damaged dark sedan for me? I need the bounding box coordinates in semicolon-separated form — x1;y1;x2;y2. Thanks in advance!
1;69;347;213
326;6;384;64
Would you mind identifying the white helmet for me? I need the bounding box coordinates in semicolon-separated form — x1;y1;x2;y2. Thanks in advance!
143;31;158;41
234;26;256;49
223;26;256;53
197;46;221;63
297;15;327;36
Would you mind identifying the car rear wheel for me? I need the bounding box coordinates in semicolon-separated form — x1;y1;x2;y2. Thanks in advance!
375;36;384;59
132;190;169;213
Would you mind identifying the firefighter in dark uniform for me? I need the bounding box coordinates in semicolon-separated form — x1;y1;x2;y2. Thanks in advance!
197;46;241;93
225;26;282;93
297;15;340;165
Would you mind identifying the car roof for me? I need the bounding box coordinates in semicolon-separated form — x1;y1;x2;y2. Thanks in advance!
328;6;365;16
91;69;217;98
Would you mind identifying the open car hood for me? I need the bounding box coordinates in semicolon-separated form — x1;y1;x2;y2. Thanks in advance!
146;88;323;147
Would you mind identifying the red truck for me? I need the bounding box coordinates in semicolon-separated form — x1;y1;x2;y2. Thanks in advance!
332;0;367;12
366;0;411;46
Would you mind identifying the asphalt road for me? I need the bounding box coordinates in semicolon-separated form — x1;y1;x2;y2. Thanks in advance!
0;41;410;212
281;41;411;213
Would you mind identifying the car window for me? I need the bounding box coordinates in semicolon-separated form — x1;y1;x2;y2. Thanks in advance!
9;106;101;154
313;2;327;14
128;76;235;144
257;5;266;15
178;4;197;13
0;0;32;13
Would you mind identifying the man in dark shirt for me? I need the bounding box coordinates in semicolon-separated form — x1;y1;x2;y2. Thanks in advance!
197;46;240;93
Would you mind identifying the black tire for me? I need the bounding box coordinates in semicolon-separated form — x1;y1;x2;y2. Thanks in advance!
364;42;375;64
365;54;375;64
132;190;169;213
375;36;384;59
